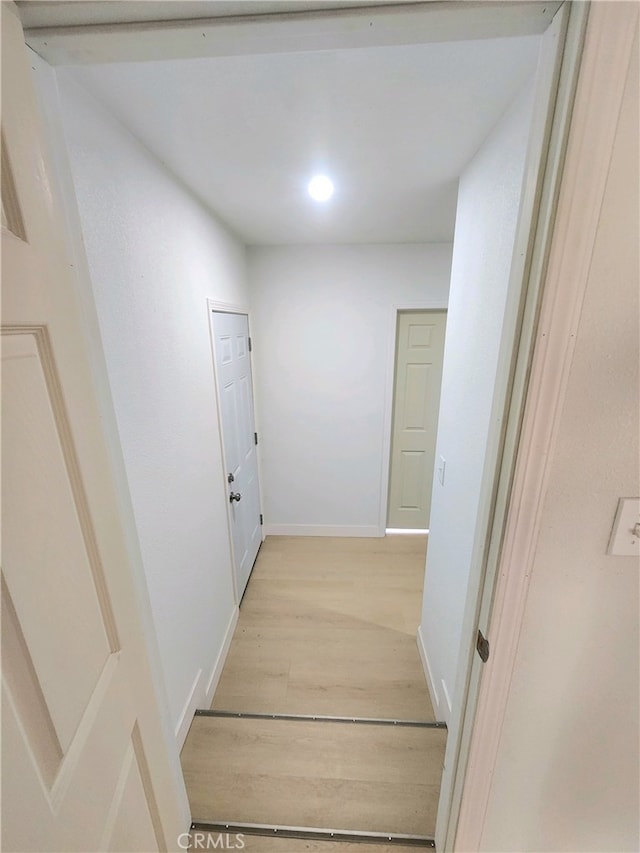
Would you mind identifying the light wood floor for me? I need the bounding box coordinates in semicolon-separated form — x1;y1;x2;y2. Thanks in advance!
182;716;444;834
212;536;435;720
187;835;426;853
181;535;444;843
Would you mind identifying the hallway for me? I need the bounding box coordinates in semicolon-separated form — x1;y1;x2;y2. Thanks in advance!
181;535;446;849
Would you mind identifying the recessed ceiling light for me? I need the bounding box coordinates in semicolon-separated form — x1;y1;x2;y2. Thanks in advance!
308;174;334;202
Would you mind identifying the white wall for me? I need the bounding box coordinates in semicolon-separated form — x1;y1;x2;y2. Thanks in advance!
247;244;452;536
55;73;245;744
419;84;535;722
480;32;639;851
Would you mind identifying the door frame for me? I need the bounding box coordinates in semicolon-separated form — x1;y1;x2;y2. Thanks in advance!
207;299;264;606
23;2;589;848
452;3;637;847
436;3;592;848
23;2;562;65
381;303;448;534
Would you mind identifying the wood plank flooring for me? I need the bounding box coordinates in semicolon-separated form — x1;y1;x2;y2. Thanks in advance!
182;716;444;835
187;835;426;853
181;535;444;844
212;536;435;720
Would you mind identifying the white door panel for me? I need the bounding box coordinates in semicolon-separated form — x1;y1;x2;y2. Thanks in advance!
388;311;447;529
3;332;114;751
1;6;184;849
211;311;262;600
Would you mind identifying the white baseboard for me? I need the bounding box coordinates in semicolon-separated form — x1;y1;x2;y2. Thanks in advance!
441;677;452;719
205;605;239;707
264;524;383;538
175;668;203;750
174;605;239;750
417;624;449;724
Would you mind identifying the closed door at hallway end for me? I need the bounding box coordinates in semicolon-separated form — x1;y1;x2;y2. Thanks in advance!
388;310;447;529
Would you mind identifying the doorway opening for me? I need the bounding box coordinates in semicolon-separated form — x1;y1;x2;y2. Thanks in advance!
22;3;588;848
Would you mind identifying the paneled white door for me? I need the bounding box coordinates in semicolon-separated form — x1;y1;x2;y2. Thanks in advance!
210;311;262;600
388;311;447;529
1;6;185;851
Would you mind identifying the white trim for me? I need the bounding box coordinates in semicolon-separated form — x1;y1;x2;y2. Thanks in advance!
174;604;239;750
386;528;429;535
454;3;637;850
174;668;203;750
378;300;448;535
386;300;450;311
206;297;249;315
441;679;452;719
417;625;444;723
205;605;239;707
435;5;589;849
24;2;561;66
264;524;382;538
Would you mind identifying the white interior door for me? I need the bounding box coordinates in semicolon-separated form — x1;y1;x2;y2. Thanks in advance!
387;311;447;529
210;311;262;600
1;6;185;850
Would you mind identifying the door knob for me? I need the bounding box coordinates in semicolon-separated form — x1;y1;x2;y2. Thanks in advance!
229;492;242;503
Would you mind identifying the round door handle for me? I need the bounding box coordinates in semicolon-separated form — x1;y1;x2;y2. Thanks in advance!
229;492;242;503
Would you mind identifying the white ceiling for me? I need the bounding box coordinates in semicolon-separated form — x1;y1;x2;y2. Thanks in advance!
64;31;540;245
21;2;544;245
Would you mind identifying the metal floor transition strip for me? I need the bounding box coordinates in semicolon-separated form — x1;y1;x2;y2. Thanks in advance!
195;710;446;729
190;821;435;848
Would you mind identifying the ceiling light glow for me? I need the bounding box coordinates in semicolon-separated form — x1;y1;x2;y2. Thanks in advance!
308;174;334;202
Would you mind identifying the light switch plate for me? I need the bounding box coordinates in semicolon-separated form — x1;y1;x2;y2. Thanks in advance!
437;455;446;486
607;498;640;556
